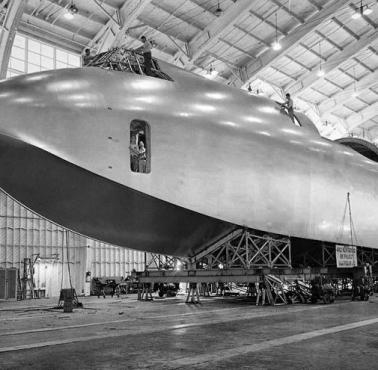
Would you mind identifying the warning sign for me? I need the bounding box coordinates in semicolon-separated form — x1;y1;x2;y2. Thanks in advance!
335;245;357;268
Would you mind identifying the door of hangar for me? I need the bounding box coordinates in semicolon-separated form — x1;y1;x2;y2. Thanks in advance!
0;268;18;300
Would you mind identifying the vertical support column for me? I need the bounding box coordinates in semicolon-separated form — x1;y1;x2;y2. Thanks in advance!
0;0;26;79
84;241;92;296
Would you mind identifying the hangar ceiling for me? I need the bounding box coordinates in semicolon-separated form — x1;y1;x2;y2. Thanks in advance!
2;0;378;143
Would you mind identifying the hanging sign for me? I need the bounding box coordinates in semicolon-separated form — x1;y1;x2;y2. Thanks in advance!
335;245;357;268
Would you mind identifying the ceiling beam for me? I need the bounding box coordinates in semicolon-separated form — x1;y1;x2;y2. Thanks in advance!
18;20;85;53
187;0;258;63
93;0;120;26
267;0;305;24
285;55;311;71
345;101;378;131
0;0;26;78
136;17;188;43
353;57;374;73
286;29;378;95
233;24;270;47
206;51;239;69
151;1;203;32
314;30;343;51
187;0;217;19
228;0;351;88
299;42;327;60
331;17;360;40
219;37;256;60
22;10;93;41
43;0;107;26
111;0;153;48
319;69;378;116
349;3;378;29
249;9;287;35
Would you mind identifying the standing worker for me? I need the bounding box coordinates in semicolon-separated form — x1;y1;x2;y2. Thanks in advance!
281;93;294;123
256;280;266;306
82;48;93;66
136;36;153;76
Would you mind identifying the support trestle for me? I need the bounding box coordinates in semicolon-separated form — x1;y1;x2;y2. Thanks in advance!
191;229;291;269
135;228;378;305
146;253;184;271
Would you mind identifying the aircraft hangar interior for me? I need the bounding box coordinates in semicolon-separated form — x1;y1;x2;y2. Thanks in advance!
0;0;378;369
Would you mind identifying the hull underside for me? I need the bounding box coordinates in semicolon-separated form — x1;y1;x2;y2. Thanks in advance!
0;134;236;257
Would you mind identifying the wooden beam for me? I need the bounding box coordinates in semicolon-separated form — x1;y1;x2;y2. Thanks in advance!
111;0;153;48
219;38;256;60
319;69;378;115
188;0;258;63
331;17;360;40
349;3;378;29
268;0;305;24
286;29;378;95
345;101;378;131
0;0;26;78
228;0;351;88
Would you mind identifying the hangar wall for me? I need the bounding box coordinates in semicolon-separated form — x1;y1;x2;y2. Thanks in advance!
0;189;147;297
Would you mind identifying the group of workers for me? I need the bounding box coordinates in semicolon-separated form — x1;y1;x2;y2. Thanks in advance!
82;35;153;76
130;135;147;173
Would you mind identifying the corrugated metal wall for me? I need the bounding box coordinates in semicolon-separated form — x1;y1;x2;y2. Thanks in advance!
0;189;147;297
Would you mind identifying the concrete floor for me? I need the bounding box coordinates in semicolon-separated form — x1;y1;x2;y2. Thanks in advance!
0;293;378;369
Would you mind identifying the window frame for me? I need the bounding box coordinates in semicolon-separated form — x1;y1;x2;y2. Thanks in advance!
129;119;151;174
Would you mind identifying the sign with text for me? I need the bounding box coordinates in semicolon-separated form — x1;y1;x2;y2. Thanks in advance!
335;245;357;268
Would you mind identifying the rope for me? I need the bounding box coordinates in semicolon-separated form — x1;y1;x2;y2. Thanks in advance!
336;193;348;242
337;192;359;247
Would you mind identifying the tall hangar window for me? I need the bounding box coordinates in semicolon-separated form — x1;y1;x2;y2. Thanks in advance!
130;120;151;174
7;34;81;78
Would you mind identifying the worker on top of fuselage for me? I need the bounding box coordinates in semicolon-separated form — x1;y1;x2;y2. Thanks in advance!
82;48;93;66
281;93;294;123
135;36;153;76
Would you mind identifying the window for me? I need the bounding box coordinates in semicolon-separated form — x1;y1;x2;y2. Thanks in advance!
7;33;81;78
130;120;151;174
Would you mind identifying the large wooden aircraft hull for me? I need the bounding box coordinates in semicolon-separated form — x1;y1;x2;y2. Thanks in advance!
0;63;377;256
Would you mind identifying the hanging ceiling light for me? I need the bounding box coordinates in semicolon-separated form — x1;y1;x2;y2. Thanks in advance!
271;13;282;51
352;0;373;18
215;1;223;16
64;2;78;20
364;5;372;15
205;64;218;79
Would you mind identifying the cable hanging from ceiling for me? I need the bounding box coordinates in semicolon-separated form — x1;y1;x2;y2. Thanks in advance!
315;41;326;77
271;12;282;51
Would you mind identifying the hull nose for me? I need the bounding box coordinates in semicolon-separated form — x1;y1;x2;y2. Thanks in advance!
0;132;236;257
